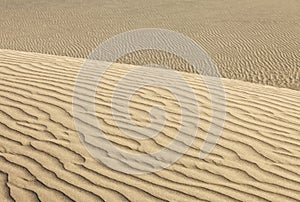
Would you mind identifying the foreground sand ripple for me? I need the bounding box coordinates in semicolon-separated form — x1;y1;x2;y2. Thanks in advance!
0;49;300;201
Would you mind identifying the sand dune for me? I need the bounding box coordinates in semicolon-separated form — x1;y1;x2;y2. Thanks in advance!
0;49;300;201
0;0;299;90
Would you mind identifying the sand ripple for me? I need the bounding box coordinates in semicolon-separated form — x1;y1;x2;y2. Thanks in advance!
0;0;299;90
0;49;299;201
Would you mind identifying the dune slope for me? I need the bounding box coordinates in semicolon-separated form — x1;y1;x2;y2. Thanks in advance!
0;49;300;201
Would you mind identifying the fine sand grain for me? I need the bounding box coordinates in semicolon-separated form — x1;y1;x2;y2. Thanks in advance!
0;0;299;90
0;49;300;201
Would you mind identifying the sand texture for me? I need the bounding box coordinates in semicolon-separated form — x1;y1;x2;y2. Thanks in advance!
0;0;299;90
0;49;300;201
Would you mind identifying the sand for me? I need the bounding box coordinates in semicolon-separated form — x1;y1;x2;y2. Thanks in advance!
0;49;299;201
1;0;300;201
0;0;299;90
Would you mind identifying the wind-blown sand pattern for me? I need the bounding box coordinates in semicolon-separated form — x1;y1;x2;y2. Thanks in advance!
0;0;299;89
0;49;300;201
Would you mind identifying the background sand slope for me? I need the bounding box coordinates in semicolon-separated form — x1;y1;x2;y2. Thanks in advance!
0;49;300;201
0;0;299;90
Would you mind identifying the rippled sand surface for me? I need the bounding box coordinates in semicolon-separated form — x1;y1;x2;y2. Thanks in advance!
0;50;300;201
1;0;300;201
0;0;299;89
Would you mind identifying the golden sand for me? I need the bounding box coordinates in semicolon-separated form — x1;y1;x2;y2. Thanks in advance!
0;50;299;201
